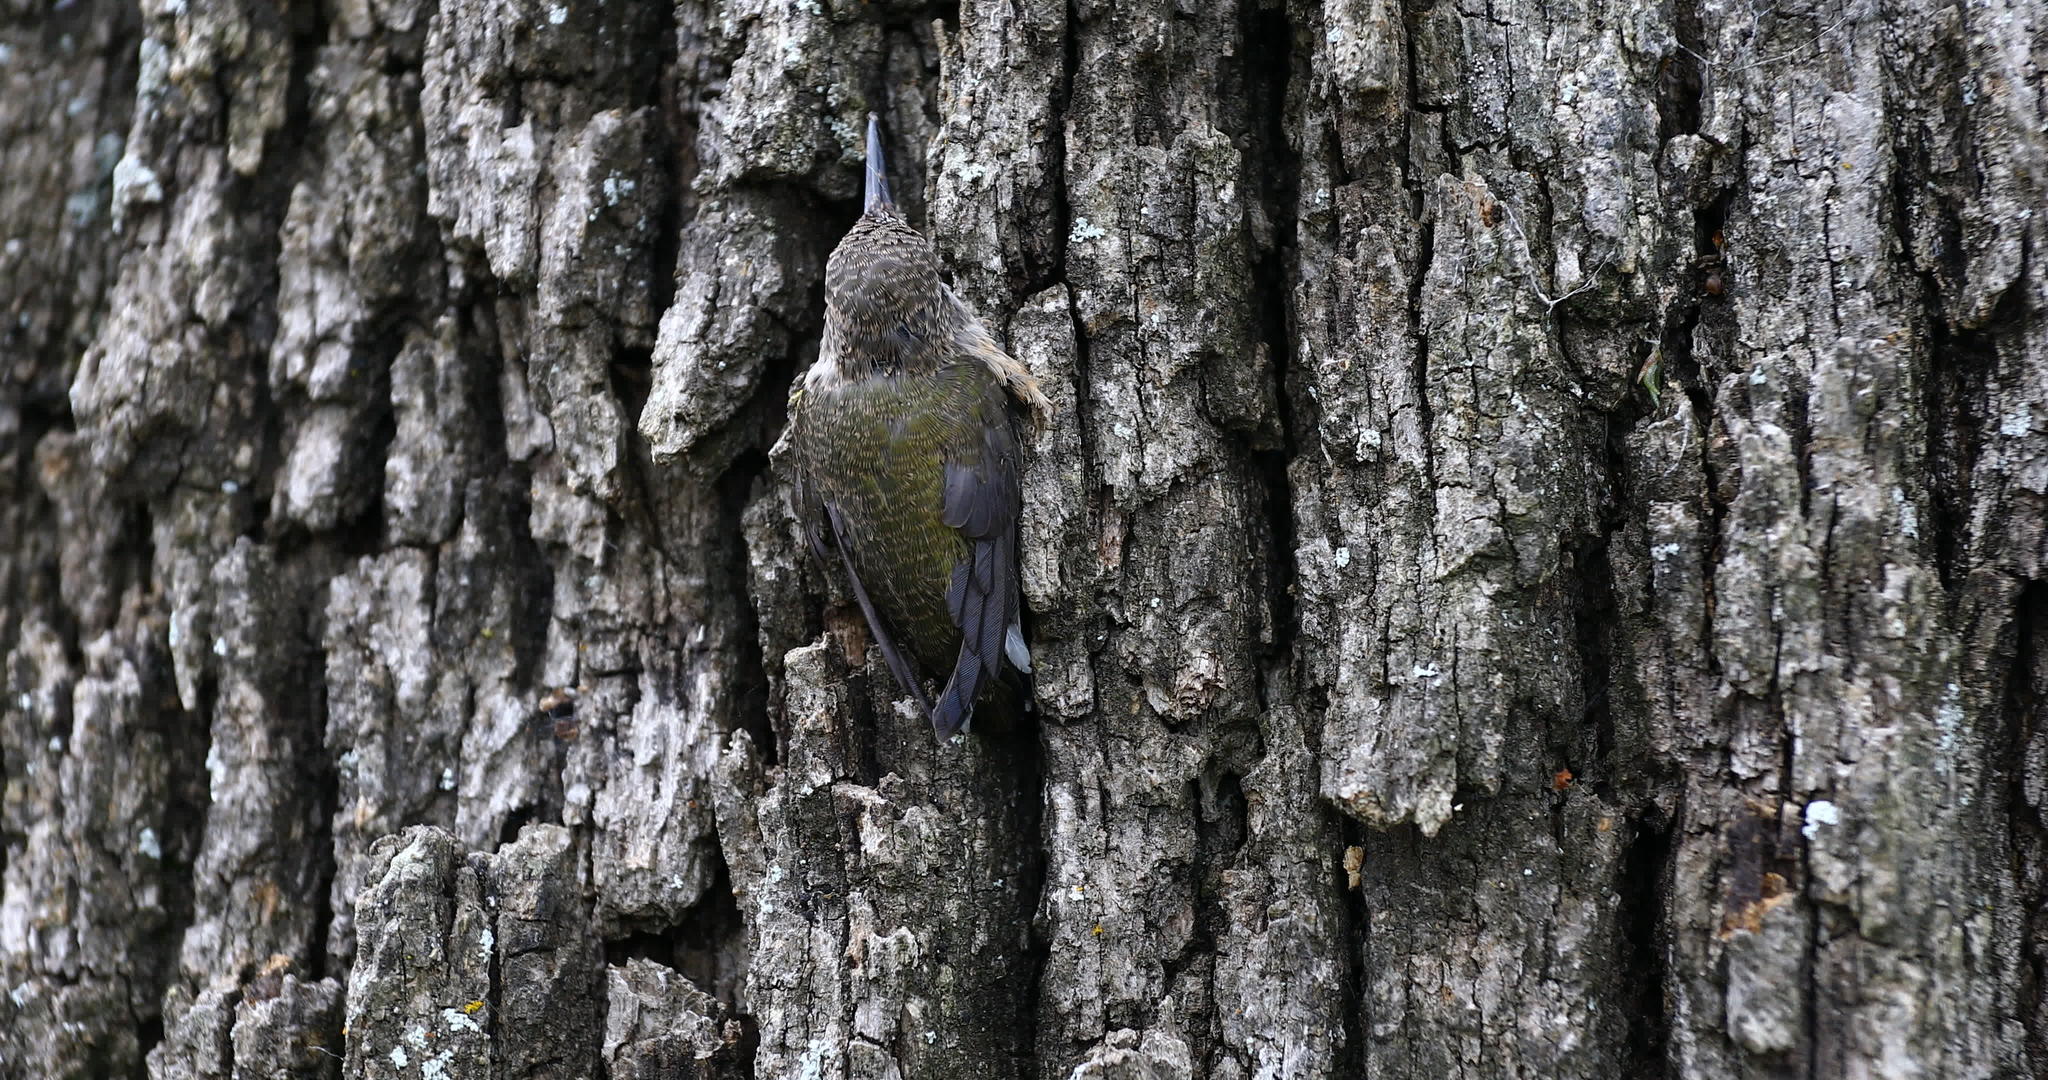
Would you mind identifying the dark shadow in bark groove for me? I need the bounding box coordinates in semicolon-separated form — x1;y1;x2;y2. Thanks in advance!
1336;815;1371;1078
1408;224;1437;492
454;296;557;696
304;661;340;982
1919;298;2003;594
1655;0;1706;144
1670;186;1734;409
1011;714;1051;1080
498;805;542;848
4;397;84;663
602;847;753;1017
1671;185;1736;601
613;347;656;430
718;447;780;763
1575;420;1636;803
134;658;212;1070
1619;804;1675;1076
1241;0;1302;698
1181;765;1250;1074
1905;160;2011;594
2005;581;2048;1071
129;1016;163;1080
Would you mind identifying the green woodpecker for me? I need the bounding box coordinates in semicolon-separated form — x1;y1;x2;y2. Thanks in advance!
788;114;1046;738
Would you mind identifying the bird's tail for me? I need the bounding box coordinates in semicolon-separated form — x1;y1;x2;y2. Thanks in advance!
931;648;1034;739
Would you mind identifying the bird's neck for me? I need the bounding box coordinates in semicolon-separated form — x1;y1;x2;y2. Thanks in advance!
820;305;952;381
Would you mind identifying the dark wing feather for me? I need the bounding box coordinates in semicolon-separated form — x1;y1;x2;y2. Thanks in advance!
794;466;830;563
826;502;935;717
930;383;1024;737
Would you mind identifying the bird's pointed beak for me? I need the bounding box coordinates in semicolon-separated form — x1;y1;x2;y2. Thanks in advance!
864;112;893;215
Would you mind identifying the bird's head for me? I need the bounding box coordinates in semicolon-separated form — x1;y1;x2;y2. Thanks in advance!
822;114;954;376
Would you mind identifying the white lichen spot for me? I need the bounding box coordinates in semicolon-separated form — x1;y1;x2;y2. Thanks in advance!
1892;487;1919;539
821;112;856;149
1334;546;1351;569
111;153;163;209
1999;403;2032;437
138;828;161;860
439;1007;484;1034
9;983;33;1007
16;693;31;712
1069;217;1107;244
957;163;989;184
4;238;21;256
797;1037;832;1080
439;767;456;791
1410;661;1442;679
1650;543;1681;562
388;1047;409;1069
547;4;566;23
404;1024;430;1049
1149;596;1162;610
212;636;229;657
1802;799;1840;839
478;927;494;958
221;479;240;494
1749;367;1767;386
1935;682;1963;754
420;1048;458;1080
602;175;636;205
48;736;62;753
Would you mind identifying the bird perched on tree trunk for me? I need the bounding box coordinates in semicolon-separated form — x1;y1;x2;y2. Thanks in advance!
787;113;1049;738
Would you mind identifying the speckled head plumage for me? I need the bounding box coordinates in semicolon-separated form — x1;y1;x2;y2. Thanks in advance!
819;115;964;379
810;116;1050;421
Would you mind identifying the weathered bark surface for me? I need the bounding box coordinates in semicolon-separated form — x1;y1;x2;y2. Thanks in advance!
3;0;2044;1075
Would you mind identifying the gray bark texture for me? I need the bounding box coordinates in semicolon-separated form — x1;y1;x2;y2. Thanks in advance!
2;0;2044;1074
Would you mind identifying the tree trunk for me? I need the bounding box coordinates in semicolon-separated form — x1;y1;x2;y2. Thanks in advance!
2;0;2043;1075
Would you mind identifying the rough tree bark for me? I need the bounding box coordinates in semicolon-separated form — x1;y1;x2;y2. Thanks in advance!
2;0;2044;1075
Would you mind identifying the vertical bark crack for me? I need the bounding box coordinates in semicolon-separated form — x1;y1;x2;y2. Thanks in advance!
2007;583;2048;1070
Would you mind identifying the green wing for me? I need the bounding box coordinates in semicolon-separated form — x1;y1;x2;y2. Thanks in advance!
793;361;1025;736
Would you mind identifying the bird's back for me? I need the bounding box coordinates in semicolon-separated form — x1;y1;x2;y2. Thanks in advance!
792;360;1017;681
